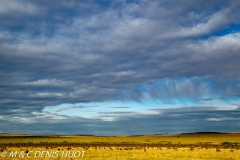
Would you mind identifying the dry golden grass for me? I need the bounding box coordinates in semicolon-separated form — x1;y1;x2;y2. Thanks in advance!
1;133;240;144
0;146;239;160
0;133;240;159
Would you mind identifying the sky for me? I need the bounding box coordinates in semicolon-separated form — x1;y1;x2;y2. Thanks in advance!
0;0;240;135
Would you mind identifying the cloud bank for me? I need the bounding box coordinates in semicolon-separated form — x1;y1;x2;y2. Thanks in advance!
0;0;240;135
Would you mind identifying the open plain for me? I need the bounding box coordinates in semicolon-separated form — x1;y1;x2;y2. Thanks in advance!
0;133;240;160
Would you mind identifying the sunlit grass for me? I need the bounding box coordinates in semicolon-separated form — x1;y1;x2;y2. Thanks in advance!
1;133;240;144
0;146;239;160
0;133;240;159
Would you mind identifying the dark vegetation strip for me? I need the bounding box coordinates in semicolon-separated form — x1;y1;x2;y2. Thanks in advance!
0;143;239;149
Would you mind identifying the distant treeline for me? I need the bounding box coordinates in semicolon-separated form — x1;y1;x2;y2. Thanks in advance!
181;132;225;134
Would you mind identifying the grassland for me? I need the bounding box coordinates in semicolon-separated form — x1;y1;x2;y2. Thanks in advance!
0;133;240;159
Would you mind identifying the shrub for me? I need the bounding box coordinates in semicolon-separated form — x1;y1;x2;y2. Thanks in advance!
221;141;232;145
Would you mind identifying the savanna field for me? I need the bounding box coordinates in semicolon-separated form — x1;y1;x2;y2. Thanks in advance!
0;133;240;160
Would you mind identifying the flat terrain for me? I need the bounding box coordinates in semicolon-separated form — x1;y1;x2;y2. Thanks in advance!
0;133;240;159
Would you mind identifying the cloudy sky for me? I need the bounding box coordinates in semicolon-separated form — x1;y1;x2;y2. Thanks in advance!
1;0;240;135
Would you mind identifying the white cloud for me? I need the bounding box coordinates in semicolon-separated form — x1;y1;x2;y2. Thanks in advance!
0;0;39;15
206;117;240;121
23;79;70;86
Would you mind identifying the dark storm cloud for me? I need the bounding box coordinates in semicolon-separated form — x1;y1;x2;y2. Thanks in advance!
1;0;240;134
1;106;239;135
